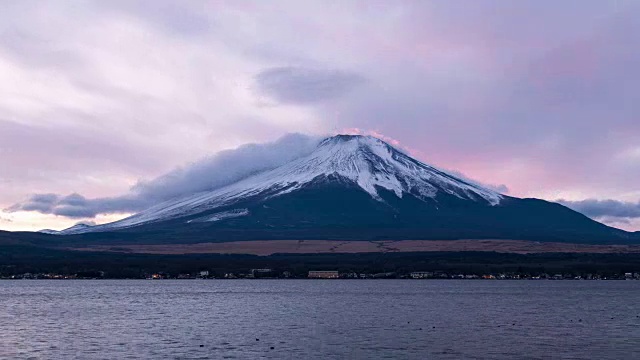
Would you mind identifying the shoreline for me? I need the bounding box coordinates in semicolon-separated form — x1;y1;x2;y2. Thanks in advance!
69;239;640;256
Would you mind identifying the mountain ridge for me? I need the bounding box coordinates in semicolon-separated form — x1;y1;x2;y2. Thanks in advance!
21;134;639;245
54;134;504;235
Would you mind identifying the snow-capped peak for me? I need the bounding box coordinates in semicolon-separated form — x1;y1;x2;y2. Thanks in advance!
297;134;501;202
64;134;503;234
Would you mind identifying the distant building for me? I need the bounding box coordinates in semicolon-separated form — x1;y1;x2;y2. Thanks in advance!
308;271;339;279
199;271;209;277
372;272;396;279
251;269;274;278
410;272;433;279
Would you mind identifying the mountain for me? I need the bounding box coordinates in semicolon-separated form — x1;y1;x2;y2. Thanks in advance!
39;223;94;235
46;135;637;244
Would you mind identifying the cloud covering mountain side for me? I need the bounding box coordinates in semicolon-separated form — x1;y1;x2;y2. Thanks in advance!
559;199;640;221
6;133;320;218
6;132;513;222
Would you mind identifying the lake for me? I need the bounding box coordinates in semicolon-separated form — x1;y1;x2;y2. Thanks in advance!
2;280;639;359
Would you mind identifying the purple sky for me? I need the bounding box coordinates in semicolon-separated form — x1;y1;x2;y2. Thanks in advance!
1;0;639;231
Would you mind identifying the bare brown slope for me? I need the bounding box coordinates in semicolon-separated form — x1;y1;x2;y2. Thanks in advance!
71;239;640;256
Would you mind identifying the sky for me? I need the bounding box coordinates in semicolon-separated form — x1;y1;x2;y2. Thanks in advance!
1;0;639;232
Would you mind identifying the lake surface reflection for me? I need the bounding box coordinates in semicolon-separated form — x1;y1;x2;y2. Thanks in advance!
2;280;639;359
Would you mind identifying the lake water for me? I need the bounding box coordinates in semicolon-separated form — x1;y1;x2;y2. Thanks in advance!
2;280;639;359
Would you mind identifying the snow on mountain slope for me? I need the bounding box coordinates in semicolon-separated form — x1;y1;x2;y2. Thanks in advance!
186;208;249;223
67;135;503;234
38;229;62;235
40;223;94;235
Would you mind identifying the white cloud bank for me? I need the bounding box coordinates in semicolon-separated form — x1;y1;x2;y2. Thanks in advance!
7;133;320;218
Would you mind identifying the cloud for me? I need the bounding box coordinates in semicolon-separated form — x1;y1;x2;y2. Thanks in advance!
10;193;59;213
446;171;509;194
254;66;366;104
6;133;320;218
130;132;320;201
558;199;640;219
6;193;145;218
74;220;97;226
